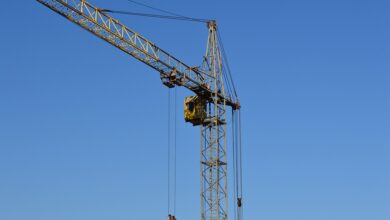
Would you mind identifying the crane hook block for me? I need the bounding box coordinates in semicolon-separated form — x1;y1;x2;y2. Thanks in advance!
237;197;242;207
184;96;206;126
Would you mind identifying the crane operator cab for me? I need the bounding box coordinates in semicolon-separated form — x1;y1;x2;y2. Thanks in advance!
184;96;206;126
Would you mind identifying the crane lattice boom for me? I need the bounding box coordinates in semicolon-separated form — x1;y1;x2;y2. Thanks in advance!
37;0;240;109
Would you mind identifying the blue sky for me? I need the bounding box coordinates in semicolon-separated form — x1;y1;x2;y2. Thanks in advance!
0;0;389;220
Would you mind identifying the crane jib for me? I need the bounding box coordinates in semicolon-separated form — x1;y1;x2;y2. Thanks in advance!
36;0;240;110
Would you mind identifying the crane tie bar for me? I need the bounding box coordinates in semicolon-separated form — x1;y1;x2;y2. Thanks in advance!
100;9;210;23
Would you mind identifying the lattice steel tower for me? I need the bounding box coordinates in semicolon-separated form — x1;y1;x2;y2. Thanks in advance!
200;20;228;220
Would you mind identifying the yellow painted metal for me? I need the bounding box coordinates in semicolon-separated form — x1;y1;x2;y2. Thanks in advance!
184;96;206;126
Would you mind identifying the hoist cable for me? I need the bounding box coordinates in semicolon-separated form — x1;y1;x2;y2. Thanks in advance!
167;89;171;214
239;110;243;196
167;88;178;216
239;110;244;219
237;109;244;220
235;112;240;211
232;110;237;220
232;109;243;220
174;87;177;215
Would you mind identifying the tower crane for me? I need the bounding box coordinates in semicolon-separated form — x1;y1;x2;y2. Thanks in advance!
36;1;243;220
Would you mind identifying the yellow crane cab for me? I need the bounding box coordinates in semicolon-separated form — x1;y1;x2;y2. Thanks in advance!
184;96;206;126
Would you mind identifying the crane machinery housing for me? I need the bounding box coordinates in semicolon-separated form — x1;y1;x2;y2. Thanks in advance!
36;1;244;220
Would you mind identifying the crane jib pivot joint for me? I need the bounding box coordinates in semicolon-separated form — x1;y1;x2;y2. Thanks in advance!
207;20;217;29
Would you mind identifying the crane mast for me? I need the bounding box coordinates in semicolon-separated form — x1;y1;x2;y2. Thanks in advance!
201;20;228;220
37;1;241;220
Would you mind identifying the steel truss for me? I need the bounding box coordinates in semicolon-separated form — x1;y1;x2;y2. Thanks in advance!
36;0;239;110
200;21;228;220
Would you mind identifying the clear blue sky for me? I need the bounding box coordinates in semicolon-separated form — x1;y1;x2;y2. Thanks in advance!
0;0;389;220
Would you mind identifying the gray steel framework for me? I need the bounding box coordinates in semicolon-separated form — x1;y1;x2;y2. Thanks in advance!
200;21;228;220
